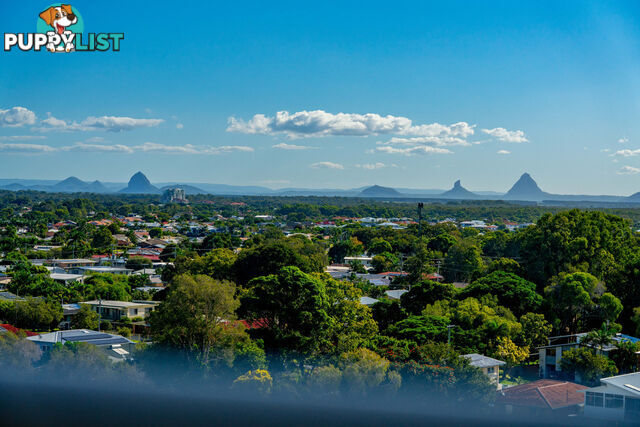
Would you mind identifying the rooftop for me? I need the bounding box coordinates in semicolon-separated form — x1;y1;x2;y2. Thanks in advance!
27;329;133;347
496;380;587;410
462;353;506;368
81;300;156;308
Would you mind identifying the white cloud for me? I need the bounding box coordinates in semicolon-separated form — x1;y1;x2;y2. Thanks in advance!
497;150;511;155
375;145;452;156
0;107;36;127
385;136;471;147
272;142;314;150
0;135;46;141
176;123;184;129
310;161;344;170
0;142;253;156
356;162;388;170
618;166;640;175
601;148;611;153
619;137;629;144
61;143;135;153
0;143;55;153
37;114;164;132
614;149;640;157
481;127;528;143
227;110;475;139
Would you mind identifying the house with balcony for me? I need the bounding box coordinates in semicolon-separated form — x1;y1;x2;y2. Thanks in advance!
81;300;158;321
538;333;640;380
581;372;640;421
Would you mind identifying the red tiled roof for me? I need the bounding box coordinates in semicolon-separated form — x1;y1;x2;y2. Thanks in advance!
239;318;270;329
496;380;587;409
0;324;39;337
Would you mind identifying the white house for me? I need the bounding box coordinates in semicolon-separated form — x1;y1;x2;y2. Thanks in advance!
581;372;640;421
27;329;135;361
462;353;506;389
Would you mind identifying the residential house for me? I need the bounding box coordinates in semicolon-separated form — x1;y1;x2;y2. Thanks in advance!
462;353;506;389
50;273;85;286
495;379;587;417
344;256;373;268
70;266;133;276
385;289;408;300
44;259;96;269
27;329;135;361
539;333;640;379
81;300;158;321
581;372;640;421
359;296;379;306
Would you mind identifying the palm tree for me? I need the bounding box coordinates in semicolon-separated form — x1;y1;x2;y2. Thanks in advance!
581;323;616;353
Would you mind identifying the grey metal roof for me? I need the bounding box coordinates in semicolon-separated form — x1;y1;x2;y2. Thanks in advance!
600;372;640;395
462;353;506;368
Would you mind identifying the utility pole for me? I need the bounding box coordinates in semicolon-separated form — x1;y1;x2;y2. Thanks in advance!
447;324;455;346
97;299;102;332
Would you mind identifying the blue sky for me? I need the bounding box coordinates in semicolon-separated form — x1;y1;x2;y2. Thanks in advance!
1;0;640;194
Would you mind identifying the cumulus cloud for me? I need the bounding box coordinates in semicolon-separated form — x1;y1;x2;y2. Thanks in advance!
37;114;164;132
0;135;46;141
310;161;344;170
0;107;36;127
375;145;452;156
272;142;314;150
61;143;135;153
0;142;253;155
614;149;640;157
227;110;475;139
619;137;629;144
355;162;389;170
176;123;184;129
618;166;640;175
482;127;528;143
0;143;55;153
497;150;511;155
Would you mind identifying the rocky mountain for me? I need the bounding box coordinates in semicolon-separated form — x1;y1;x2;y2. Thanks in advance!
51;177;110;193
504;173;548;201
359;185;403;197
440;180;478;199
119;172;160;194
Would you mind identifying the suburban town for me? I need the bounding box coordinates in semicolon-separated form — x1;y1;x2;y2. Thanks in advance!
4;1;640;425
1;186;640;424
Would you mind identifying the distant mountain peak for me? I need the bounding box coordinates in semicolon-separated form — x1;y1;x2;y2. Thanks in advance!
359;185;402;197
441;180;476;198
505;173;546;200
119;172;160;194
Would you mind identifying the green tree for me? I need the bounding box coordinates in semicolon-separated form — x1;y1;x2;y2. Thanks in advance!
71;304;100;330
518;312;552;348
126;256;153;270
91;227;115;252
149;274;250;368
442;241;484;282
545;272;600;334
242;267;376;354
610;340;640;374
400;280;457;315
14;297;63;330
461;271;542;317
560;347;618;386
234;241;326;285
371;252;398;273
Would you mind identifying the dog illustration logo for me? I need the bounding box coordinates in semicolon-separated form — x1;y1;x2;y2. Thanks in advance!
3;4;123;53
38;4;78;52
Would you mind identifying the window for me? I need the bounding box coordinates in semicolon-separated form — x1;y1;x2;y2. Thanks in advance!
605;394;623;409
586;392;604;407
487;367;494;374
